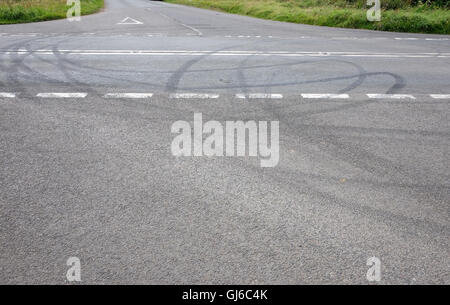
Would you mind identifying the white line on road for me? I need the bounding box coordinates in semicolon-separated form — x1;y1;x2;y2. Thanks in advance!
0;92;16;98
1;33;448;41
301;94;349;99
425;38;450;41
236;94;283;99
36;93;87;98
3;50;449;58
367;94;416;99
180;23;203;36
103;93;153;99
158;12;202;36
169;93;219;99
430;94;450;99
394;38;419;40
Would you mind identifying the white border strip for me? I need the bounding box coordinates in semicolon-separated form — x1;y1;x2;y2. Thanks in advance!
0;92;16;98
236;93;283;99
4;50;448;58
36;93;87;98
394;38;419;40
169;93;219;99
367;94;416;99
104;93;153;99
301;94;349;99
430;94;450;99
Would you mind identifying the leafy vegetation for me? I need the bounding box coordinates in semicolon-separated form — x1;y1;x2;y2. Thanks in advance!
0;0;104;24
166;0;450;34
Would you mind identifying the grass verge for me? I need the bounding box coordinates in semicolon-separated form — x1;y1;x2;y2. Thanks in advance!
166;0;450;34
0;0;104;25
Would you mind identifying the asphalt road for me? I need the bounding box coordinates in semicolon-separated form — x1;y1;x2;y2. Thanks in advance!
0;0;449;284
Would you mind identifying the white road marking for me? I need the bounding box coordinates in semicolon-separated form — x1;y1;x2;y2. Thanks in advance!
367;94;416;99
10;34;38;37
180;23;203;36
0;92;16;98
332;37;363;40
0;33;448;42
226;35;276;39
103;93;153;99
395;38;419;40
425;38;450;41
2;92;448;100
301;94;349;99
117;17;143;25
430;94;450;99
36;93;87;98
3;50;448;58
236;94;283;99
169;93;219;99
157;12;202;36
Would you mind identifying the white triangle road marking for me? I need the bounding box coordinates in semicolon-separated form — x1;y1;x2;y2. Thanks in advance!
117;17;143;25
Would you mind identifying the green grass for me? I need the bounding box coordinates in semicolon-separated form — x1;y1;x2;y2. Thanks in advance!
0;0;104;24
166;0;450;34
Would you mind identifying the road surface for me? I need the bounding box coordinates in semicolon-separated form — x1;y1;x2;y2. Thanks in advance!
0;0;449;284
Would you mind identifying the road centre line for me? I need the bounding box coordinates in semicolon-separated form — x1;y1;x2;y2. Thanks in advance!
170;93;219;99
2;93;448;100
0;92;16;98
430;94;450;99
301;94;349;99
36;93;87;98
103;93;153;98
1;33;449;41
367;94;416;99
236;94;283;99
2;50;449;58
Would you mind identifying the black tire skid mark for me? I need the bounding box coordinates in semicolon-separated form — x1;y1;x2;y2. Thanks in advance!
0;35;79;94
222;43;447;220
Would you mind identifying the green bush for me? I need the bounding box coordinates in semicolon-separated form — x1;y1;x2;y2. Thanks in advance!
167;0;450;34
0;0;104;24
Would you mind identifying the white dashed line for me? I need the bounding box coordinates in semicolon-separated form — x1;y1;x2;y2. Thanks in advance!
425;38;450;41
1;33;449;42
367;94;416;99
395;38;419;40
236;93;283;99
36;93;87;98
4;92;447;100
103;93;153;99
430;94;450;99
301;94;349;99
0;92;16;98
169;93;220;99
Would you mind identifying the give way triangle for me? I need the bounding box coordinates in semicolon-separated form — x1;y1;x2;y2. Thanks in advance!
117;17;143;25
